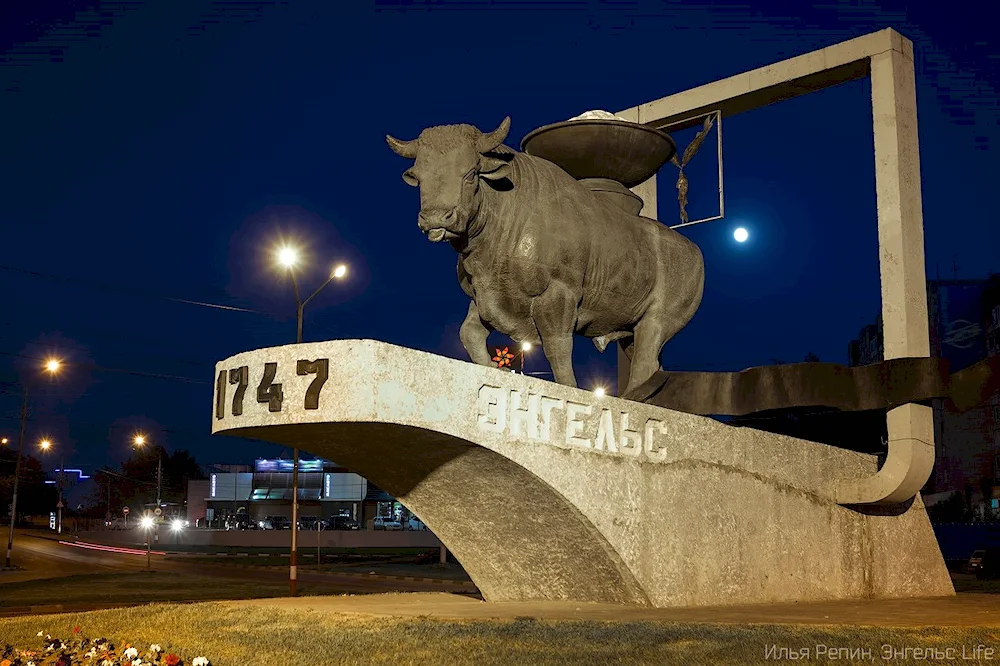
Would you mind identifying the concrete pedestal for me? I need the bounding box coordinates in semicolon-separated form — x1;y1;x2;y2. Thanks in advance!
212;339;953;608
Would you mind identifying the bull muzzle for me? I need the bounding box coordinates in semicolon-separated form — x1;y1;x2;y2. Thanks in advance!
418;209;459;242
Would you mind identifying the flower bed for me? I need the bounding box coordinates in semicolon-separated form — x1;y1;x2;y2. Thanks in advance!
1;628;211;666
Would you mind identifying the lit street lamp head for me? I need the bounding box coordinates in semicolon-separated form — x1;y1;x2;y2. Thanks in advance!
520;342;532;352
44;359;61;373
332;264;348;279
594;387;607;398
277;246;299;269
1;438;7;445
39;439;51;450
140;516;154;529
133;434;146;446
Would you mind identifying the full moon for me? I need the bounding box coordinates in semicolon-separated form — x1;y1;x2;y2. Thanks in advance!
734;227;749;243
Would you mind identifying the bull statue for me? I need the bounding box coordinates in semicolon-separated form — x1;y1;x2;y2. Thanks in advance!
386;116;705;400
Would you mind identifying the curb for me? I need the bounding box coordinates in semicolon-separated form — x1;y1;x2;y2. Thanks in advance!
0;601;198;618
182;559;474;586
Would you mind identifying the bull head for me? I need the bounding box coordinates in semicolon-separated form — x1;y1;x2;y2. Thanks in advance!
386;117;513;243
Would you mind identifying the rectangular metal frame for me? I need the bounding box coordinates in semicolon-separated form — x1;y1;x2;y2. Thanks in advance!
656;109;724;229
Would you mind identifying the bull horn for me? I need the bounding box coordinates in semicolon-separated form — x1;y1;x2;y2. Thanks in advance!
386;134;418;159
477;116;511;152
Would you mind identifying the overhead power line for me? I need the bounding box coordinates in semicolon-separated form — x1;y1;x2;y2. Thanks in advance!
0;264;262;314
0;350;209;385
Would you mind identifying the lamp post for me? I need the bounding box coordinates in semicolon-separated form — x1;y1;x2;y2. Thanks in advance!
5;358;62;568
39;440;65;535
276;245;348;597
133;434;162;543
140;514;153;570
517;342;531;374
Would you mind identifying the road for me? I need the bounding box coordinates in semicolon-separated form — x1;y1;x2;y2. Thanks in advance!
1;530;478;603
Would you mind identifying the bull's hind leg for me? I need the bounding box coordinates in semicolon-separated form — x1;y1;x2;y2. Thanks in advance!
460;301;494;367
531;284;578;388
620;314;683;400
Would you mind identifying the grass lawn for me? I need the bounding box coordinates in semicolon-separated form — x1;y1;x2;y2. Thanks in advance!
1;572;348;608
2;602;1000;665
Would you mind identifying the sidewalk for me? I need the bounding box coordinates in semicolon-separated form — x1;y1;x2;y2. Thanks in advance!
230;591;1000;628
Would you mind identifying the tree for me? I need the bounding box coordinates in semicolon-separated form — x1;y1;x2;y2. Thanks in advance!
979;476;995;522
86;446;207;512
927;491;970;523
0;450;58;518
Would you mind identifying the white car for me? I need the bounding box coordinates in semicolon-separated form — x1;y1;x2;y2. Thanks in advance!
373;516;402;531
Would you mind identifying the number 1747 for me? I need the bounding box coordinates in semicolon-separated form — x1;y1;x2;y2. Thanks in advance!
215;358;330;419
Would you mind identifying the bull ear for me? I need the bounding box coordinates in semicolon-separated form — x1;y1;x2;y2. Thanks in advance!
386;134;418;158
402;168;418;187
477;116;511;153
479;154;512;181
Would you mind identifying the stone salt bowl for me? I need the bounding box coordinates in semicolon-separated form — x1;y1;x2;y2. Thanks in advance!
520;119;676;189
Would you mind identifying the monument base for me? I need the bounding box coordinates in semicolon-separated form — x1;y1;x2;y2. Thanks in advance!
212;339;954;608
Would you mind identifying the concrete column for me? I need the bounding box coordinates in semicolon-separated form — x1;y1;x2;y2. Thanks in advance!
616;106;659;396
831;38;936;505
617;173;657;394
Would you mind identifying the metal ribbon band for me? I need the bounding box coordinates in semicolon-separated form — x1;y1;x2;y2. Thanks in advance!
632;355;1000;417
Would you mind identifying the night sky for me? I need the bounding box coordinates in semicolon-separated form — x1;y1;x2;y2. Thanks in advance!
2;1;997;474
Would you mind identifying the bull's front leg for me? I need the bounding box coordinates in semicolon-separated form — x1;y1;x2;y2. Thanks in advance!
460;300;494;366
531;284;578;388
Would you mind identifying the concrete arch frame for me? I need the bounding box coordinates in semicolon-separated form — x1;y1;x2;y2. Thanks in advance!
213;340;952;608
617;28;933;506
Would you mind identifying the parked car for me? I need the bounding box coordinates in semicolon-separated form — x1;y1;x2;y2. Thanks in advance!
259;516;290;530
975;548;1000;580
373;516;402;531
327;516;360;531
225;515;256;531
298;516;322;530
967;549;987;575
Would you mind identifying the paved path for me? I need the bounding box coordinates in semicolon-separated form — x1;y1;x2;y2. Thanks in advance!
230;591;1000;627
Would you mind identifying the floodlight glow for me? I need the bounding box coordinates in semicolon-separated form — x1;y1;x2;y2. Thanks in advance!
332;264;347;279
133;434;146;446
1;438;7;445
594;387;606;398
171;519;185;531
277;246;299;268
521;342;532;352
140;516;154;529
734;227;749;243
39;439;51;450
45;359;62;373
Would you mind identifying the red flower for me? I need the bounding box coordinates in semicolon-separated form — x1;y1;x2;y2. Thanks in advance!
164;653;182;666
73;626;81;634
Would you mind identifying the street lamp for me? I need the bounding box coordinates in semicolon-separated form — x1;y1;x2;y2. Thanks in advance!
5;358;62;568
274;245;348;597
133;434;162;542
594;387;607;398
274;245;348;344
517;342;532;374
140;514;154;569
37;439;66;535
